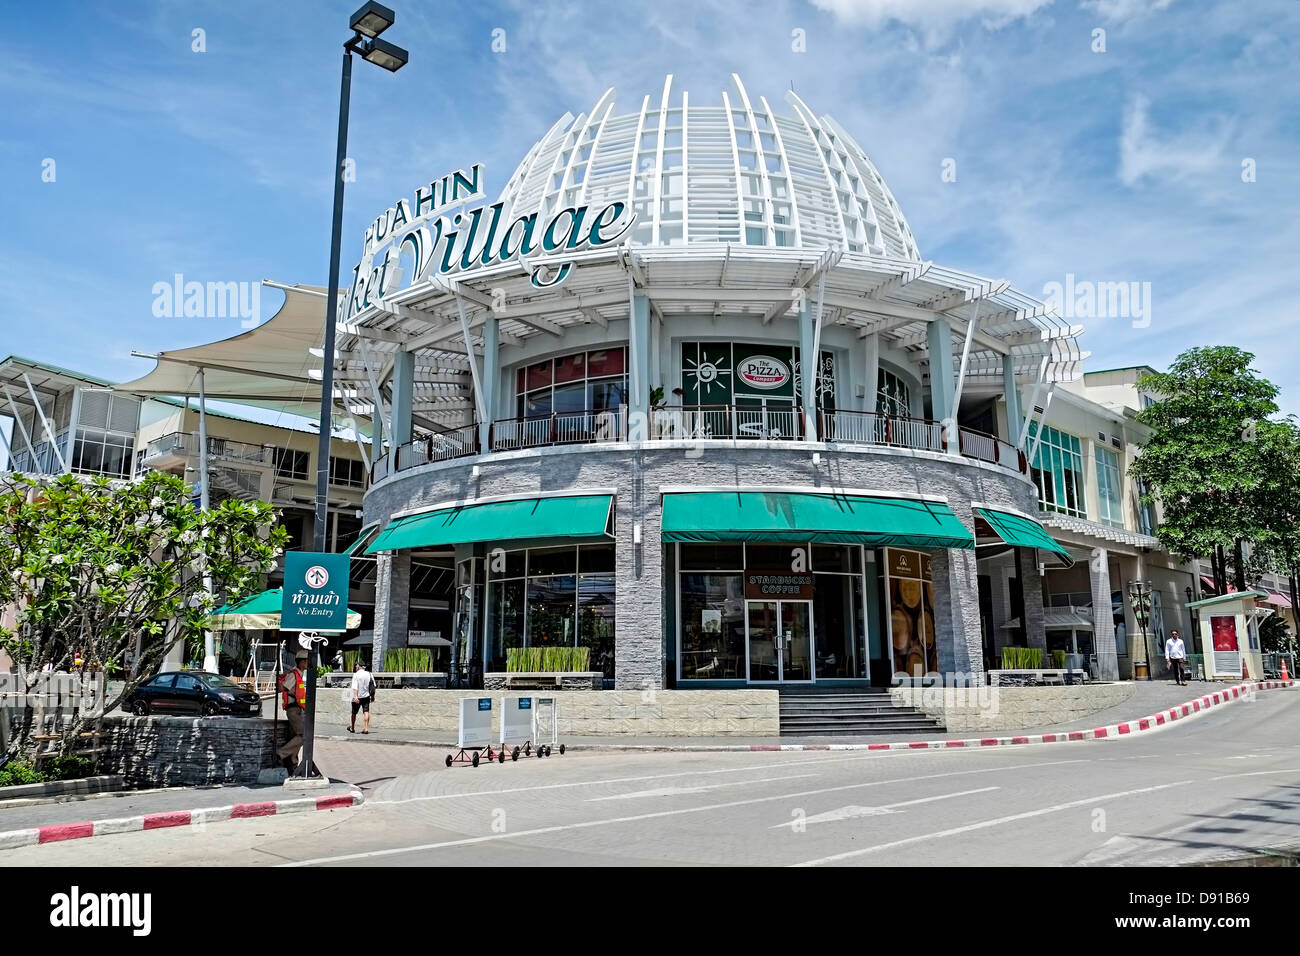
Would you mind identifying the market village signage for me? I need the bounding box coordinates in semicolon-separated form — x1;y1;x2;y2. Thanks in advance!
345;164;637;319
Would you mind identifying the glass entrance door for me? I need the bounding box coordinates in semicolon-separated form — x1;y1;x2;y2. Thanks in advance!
747;601;814;682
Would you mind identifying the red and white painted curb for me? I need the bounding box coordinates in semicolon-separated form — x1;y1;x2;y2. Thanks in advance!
747;679;1296;752
0;788;363;852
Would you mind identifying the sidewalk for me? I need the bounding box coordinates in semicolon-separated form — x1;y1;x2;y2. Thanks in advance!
316;679;1293;751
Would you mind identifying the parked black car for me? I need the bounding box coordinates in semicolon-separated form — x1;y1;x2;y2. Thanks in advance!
124;671;262;717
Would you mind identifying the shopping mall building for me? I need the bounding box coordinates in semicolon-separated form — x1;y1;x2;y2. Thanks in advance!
330;75;1090;690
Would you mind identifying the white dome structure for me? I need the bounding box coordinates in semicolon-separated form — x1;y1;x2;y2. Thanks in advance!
497;75;922;260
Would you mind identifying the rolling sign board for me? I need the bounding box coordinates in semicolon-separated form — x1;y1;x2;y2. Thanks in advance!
458;697;494;749
500;697;533;746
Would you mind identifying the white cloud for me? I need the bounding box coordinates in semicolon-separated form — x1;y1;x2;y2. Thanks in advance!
810;0;1055;44
1118;94;1234;186
1081;0;1176;23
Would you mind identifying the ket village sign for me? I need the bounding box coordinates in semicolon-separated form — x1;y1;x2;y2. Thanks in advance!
345;164;637;319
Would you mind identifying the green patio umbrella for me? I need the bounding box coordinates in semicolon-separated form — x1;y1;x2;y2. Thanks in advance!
208;587;362;631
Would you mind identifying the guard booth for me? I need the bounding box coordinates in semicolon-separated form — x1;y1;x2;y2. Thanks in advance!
1188;591;1268;680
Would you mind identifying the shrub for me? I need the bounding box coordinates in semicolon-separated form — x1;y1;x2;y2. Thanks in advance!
0;760;45;787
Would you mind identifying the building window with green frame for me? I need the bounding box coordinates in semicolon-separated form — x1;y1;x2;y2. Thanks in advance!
1095;445;1123;528
1028;423;1085;518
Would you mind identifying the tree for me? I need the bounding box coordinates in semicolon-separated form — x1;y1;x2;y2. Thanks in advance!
1245;417;1300;627
1131;347;1280;593
0;471;287;760
1259;614;1293;657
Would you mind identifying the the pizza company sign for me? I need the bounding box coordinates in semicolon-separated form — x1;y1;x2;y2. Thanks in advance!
736;355;790;390
344;164;636;319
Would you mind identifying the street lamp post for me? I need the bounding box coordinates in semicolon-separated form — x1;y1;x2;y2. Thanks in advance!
1129;580;1155;681
300;1;407;781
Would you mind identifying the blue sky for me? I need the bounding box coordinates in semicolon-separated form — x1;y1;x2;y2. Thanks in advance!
1;0;1297;429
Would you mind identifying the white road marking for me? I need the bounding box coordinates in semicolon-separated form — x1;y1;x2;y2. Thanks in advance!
791;767;1300;867
790;780;1194;866
586;773;819;801
283;760;1078;866
1074;835;1146;867
365;746;1045;807
770;786;999;829
1209;769;1300;781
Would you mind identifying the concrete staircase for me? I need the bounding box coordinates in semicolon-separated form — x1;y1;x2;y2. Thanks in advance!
778;688;944;736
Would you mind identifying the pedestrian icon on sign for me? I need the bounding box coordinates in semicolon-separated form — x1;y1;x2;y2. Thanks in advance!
305;566;330;589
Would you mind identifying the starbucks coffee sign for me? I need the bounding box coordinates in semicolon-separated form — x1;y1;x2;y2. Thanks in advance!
736;354;791;390
345;164;636;319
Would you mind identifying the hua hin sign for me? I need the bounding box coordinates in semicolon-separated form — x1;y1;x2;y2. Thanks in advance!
345;164;637;319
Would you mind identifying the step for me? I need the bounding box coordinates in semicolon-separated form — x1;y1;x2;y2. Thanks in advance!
779;715;942;727
779;724;942;736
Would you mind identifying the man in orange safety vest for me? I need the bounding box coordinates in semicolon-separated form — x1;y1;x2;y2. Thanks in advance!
277;649;310;772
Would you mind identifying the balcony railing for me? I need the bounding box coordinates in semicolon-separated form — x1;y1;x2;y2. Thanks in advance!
491;408;626;451
650;404;804;442
369;405;1029;483
140;432;273;467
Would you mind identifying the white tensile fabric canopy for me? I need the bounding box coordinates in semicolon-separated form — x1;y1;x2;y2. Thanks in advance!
115;283;339;422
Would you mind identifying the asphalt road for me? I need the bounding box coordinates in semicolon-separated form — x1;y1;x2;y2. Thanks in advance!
8;686;1299;867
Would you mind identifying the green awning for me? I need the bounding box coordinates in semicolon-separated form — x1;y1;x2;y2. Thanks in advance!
365;494;613;553
661;492;974;549
208;588;362;631
974;508;1073;565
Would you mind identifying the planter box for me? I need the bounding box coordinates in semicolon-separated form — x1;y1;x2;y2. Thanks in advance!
989;668;1088;687
323;672;447;689
484;672;604;691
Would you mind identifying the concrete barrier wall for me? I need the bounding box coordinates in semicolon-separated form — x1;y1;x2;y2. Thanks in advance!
313;688;780;737
890;682;1136;732
98;715;286;787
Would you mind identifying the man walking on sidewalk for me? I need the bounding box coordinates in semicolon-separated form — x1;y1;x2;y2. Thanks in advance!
1165;628;1188;685
348;660;375;735
277;649;310;771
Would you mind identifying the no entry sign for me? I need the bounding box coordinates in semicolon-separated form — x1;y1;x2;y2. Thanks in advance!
281;551;351;632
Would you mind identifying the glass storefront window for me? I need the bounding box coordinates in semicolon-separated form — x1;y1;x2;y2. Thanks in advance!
526;575;577;647
680;573;746;679
680;543;743;571
485;579;524;672
813;573;867;679
813;545;861;574
677;542;872;683
529;546;577;576
477;544;615;676
578;573;616;676
514;347;628;420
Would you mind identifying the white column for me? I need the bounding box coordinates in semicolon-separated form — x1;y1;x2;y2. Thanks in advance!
480;314;499;451
1091;548;1119;680
862;332;880;414
198;369;218;674
628;288;651;438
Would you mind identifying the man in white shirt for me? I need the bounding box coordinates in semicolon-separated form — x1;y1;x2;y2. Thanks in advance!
1164;629;1188;686
348;660;374;734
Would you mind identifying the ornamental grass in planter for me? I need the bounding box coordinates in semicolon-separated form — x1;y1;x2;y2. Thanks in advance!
505;647;591;673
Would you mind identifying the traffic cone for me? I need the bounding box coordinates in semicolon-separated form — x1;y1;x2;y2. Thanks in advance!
1241;656;1249;681
1282;657;1291;681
